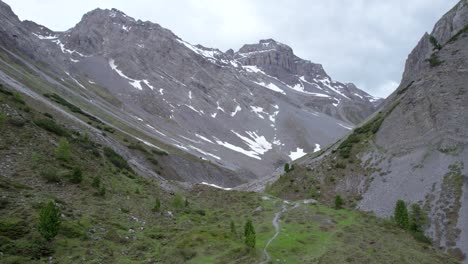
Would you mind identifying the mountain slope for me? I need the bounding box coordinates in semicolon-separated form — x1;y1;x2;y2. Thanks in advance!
270;1;468;262
0;1;380;185
0;82;456;264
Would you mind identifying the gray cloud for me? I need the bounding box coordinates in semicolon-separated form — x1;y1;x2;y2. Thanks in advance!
6;0;459;97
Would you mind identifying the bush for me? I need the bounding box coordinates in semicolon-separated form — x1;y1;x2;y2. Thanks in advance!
91;176;101;188
427;53;443;67
12;92;25;105
394;200;409;229
55;138;71;161
244;219;256;249
152;198;161;212
429;35;442;50
98;186;106;196
334;195;344;209
38;201;61;241
41;168;61;183
172;194;185;209
34;118;69;137
104;147;132;171
284;163;290;173
69;167;83;184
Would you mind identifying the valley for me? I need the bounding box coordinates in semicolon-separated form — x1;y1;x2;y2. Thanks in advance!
0;0;467;263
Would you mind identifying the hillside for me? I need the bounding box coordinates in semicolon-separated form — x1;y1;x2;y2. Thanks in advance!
270;0;468;262
0;82;456;263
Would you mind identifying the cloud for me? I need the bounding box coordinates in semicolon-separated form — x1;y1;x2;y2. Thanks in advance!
374;80;400;98
5;0;459;98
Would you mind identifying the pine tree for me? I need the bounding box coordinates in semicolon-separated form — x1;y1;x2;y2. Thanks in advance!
38;201;61;241
244;219;256;249
394;200;409;229
409;204;427;232
334;195;344;209
284;163;290;173
55;137;71;161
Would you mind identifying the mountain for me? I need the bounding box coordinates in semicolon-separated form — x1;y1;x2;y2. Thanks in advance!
0;1;461;263
270;0;468;262
0;72;456;264
0;1;379;186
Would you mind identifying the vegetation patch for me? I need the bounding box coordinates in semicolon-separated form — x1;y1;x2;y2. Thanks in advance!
427;53;444;67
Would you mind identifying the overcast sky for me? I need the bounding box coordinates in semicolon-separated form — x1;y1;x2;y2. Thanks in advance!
6;0;459;97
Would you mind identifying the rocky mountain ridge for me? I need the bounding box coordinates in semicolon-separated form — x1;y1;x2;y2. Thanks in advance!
0;1;380;185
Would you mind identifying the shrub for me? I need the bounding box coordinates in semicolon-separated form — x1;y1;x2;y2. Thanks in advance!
41;168;61;183
34;118;69;137
152;198;161;212
55;138;71;161
429;35;442;50
103;147;132;171
427;53;443;67
310;186;319;199
334;195;344;209
38;201;61;241
69;167;83;184
12;92;25;105
172;194;185;209
394;200;409;229
244;219;256;249
91;176;101;188
151;149;168;156
98;186;106;196
0;84;13;95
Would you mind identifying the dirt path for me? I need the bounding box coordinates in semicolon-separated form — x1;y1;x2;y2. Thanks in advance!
260;201;300;264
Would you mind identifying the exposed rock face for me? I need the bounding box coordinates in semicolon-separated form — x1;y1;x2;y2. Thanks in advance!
361;2;468;260
0;1;379;186
283;0;468;261
296;0;468;263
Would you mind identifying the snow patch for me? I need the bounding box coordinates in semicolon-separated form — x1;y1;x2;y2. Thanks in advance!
195;134;214;144
289;148;307;161
189;146;221;160
32;33;58;40
200;182;232;191
338;123;353;130
254;81;286;95
231;130;272;156
176;39;221;63
52;39;90;57
65;72;87;90
184;104;203;115
216;140;261;160
313;144;321;153
231;105;241;117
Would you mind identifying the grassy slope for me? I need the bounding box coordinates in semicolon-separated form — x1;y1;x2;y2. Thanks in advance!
0;84;458;263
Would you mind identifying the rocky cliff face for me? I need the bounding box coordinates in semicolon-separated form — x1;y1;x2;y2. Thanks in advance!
0;1;379;186
272;0;468;261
